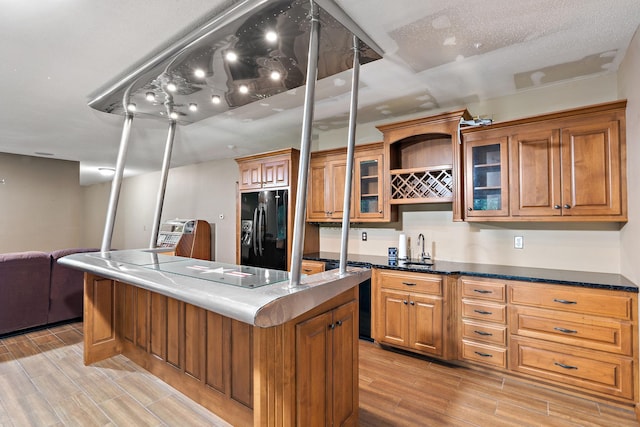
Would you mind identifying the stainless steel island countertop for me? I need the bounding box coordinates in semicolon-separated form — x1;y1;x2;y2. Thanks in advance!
58;249;370;327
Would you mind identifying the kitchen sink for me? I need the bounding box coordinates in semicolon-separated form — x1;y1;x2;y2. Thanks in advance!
401;260;434;269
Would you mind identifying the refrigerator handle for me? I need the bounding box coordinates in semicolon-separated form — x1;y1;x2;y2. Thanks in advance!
258;206;264;256
252;207;258;256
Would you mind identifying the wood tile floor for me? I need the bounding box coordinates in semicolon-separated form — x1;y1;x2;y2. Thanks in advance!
0;323;637;426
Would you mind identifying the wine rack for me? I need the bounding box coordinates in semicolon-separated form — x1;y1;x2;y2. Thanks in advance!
390;166;453;203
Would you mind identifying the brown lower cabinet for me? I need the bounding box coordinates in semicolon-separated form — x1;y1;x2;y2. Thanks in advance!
83;273;359;427
372;268;639;406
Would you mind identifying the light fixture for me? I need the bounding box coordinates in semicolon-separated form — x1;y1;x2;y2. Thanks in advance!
239;85;249;94
270;70;281;80
189;103;198;112
265;30;278;42
167;82;177;92
169;111;179;120
98;167;115;177
145;92;155;102
225;51;238;62
127;103;136;112
194;68;206;78
211;95;221;104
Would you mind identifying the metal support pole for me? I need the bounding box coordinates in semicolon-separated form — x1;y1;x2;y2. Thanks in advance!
290;1;320;287
101;113;134;252
149;120;177;248
339;36;360;275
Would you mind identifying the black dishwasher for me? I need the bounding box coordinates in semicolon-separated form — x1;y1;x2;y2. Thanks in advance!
325;261;372;341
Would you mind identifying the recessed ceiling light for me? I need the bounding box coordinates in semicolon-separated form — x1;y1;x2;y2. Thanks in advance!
265;30;278;42
169;112;179;120
167;82;177;92
98;167;115;177
211;95;221;104
127;103;136;112
194;68;206;78
239;85;249;94
189;103;198;112
270;70;281;80
146;92;155;101
226;51;238;62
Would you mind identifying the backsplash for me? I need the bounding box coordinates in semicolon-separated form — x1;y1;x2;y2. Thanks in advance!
318;209;622;274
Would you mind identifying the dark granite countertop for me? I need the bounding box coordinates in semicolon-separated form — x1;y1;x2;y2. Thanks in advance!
303;252;638;293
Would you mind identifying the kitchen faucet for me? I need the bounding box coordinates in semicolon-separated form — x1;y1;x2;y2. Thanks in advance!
417;233;430;261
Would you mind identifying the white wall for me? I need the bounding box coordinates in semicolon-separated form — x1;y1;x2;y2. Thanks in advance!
618;27;640;284
81;158;238;264
317;73;627;274
0;153;83;252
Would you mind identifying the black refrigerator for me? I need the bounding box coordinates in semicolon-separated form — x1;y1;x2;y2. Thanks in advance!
240;189;288;270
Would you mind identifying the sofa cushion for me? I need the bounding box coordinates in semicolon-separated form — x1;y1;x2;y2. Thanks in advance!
0;251;51;335
48;248;99;324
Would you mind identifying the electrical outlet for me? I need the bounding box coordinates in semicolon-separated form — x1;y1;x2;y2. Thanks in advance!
361;232;367;241
514;236;524;249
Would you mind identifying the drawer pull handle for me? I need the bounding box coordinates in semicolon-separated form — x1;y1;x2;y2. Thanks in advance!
554;362;578;370
402;282;417;286
474;351;493;358
474;310;493;315
553;298;577;305
303;269;312;273
474;330;493;336
473;289;492;294
554;327;578;334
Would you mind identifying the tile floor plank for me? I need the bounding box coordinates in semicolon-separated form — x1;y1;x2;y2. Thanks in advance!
0;323;637;426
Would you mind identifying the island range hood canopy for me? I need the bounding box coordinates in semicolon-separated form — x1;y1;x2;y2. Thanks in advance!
88;0;383;125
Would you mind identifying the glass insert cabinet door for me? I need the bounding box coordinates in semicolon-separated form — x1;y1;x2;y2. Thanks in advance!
356;153;384;218
465;136;509;217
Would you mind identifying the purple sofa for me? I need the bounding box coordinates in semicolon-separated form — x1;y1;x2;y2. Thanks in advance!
0;248;98;336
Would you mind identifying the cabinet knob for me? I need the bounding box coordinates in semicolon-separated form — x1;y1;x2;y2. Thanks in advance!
336;320;343;327
409;301;415;306
553;205;561;209
563;204;571;209
468;207;473;211
403;300;408;305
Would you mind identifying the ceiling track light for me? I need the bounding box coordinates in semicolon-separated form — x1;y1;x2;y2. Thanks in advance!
145;92;155;102
169;112;179;120
270;70;281;80
127;103;136;112
167;82;177;92
239;85;249;94
194;68;206;78
211;95;221;104
225;51;238;62
189;103;198;112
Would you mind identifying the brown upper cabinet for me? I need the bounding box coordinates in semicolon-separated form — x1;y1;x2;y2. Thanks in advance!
307;142;393;223
462;101;627;222
237;150;291;190
377;109;472;221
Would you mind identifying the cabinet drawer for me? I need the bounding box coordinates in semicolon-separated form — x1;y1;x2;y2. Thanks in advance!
510;336;634;400
301;260;326;275
510;306;632;356
460;277;506;302
509;284;633;320
461;340;507;368
377;270;442;295
462;320;507;346
462;300;506;324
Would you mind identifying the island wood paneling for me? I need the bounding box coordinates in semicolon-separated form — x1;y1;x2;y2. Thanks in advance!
82;272;358;427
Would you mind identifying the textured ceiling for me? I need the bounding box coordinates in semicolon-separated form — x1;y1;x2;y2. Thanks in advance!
0;0;639;185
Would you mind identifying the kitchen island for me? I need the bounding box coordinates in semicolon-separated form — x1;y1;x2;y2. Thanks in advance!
59;249;371;427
